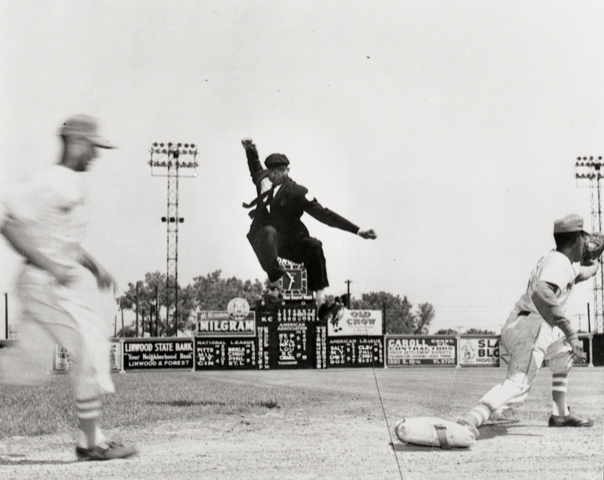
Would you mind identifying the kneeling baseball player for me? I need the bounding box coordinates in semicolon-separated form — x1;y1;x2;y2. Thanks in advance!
457;213;599;437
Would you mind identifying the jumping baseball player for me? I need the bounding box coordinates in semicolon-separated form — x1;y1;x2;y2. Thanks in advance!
241;138;377;312
457;214;599;436
0;115;137;461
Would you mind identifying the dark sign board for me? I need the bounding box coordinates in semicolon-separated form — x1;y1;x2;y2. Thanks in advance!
196;311;256;337
256;301;326;369
328;336;384;368
386;336;457;366
123;338;194;370
194;338;257;370
574;335;592;367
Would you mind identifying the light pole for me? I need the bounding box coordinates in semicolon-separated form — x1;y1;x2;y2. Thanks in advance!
149;142;199;336
575;155;604;333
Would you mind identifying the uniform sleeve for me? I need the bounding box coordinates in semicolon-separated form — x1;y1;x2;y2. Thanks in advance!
532;282;578;343
537;254;572;293
302;194;360;234
244;146;267;187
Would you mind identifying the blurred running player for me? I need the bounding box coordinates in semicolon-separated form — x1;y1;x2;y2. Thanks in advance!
0;115;137;461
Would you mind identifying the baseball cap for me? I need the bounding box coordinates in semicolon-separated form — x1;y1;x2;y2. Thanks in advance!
553;214;590;234
59;114;116;149
265;153;290;169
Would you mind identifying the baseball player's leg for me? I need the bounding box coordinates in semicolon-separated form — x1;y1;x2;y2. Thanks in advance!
459;315;548;431
55;291;137;459
248;226;285;286
0;270;63;387
51;291;117;453
545;337;593;427
0;309;54;386
289;236;328;308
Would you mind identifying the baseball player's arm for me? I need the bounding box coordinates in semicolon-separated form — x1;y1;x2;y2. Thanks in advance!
78;247;117;293
575;258;599;283
532;281;585;361
1;216;76;285
303;197;377;238
241;138;266;186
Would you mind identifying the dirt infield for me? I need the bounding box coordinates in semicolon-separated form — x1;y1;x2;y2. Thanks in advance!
0;367;602;480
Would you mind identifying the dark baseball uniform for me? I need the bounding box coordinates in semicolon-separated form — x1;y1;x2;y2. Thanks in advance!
244;147;359;291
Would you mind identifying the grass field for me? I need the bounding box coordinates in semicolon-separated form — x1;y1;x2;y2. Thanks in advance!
0;366;603;479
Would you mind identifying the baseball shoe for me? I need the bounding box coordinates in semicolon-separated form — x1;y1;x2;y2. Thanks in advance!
454;418;480;438
548;413;594;427
76;441;138;461
485;407;515;425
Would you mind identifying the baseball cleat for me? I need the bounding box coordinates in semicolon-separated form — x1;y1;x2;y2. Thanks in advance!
454;418;480;438
548;413;594;427
76;441;138;461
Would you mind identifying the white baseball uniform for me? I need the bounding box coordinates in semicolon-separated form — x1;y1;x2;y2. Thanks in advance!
479;250;577;413
0;165;114;400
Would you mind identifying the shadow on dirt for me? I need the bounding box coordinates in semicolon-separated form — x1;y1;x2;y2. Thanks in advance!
0;455;74;466
477;419;543;440
147;400;227;407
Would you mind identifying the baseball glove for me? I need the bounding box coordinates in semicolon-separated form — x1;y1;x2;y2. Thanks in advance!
584;233;604;261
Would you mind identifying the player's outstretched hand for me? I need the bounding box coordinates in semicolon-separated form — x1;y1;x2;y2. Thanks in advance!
241;138;256;152
358;229;377;240
570;338;586;363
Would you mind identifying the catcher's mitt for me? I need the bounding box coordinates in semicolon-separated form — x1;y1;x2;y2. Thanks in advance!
584;233;604;261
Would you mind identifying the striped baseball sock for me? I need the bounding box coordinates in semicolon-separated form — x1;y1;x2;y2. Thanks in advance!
76;398;104;448
463;404;491;428
551;373;569;417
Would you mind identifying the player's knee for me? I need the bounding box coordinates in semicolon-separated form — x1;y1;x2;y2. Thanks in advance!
258;226;277;241
305;237;323;254
549;352;573;374
479;376;528;411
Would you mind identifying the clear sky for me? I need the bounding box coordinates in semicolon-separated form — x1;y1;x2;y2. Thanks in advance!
1;1;604;337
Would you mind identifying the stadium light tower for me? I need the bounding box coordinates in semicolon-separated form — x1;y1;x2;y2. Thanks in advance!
149;142;199;336
575;155;604;333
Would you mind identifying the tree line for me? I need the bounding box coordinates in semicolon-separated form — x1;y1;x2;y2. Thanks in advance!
114;270;493;337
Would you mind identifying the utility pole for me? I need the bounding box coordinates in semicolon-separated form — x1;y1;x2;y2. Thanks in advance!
575;155;604;333
4;292;7;340
135;281;139;338
149;142;198;336
344;280;352;308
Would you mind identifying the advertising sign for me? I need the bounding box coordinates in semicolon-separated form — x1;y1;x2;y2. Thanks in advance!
195;338;256;370
51;341;121;373
196;298;256;337
196;311;256;337
459;337;500;367
328;336;384;368
327;310;383;336
386;336;457;366
122;338;194;370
